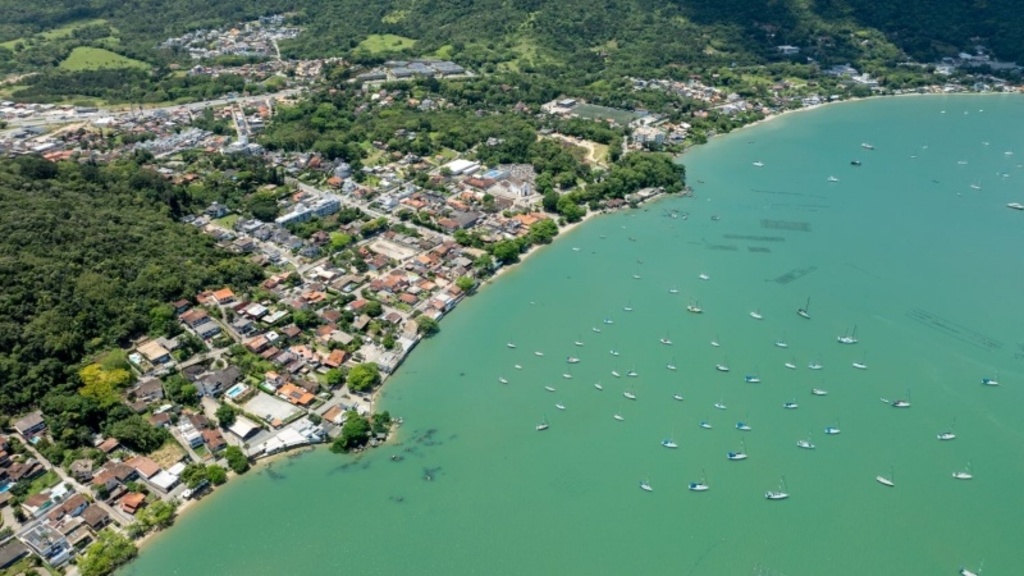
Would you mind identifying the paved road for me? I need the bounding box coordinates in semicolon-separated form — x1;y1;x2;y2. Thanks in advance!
21;442;135;527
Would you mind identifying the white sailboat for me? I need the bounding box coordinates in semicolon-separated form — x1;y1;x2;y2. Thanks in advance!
783;399;799;409
623;301;634;312
591;326;601;333
544;385;556;392
808;359;823;370
536;417;549;431
784;360;797;370
824;418;841;435
752;160;765;167
744;373;761;383
716;357;730;373
689;468;710;492
672;393;684;401
498;376;508;384
852;359;868;370
713;401;727;410
660;333;673;345
891;390;911;408
613;413;624;421
735;421;752;431
959;563;982;576
775;339;789;348
749;309;763;320
876;466;895;487
661;430;678;449
797;435;815;450
573;335;584;347
609;349;620;357
611;370;621;377
952;462;973;480
639;479;653;492
514;364;522;370
699;272;710;281
555;402;566;411
827;176;839;183
566;356;580;364
797;296;811;319
699;420;712;429
534;351;545;357
837;325;859;344
710;336;721;347
686;301;703;314
982;373;999;386
937;418;956;441
727;439;748;461
623;388;637;400
627;365;638;377
506;342;517;349
666;359;677;371
593;382;604;391
811;387;828;396
765;476;790;500
668;286;679;294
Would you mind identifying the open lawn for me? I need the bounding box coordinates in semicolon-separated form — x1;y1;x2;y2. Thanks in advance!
357;34;416;54
1;19;111;49
25;470;60;496
572;103;643;125
149;439;187;469
214;214;241;229
59;46;149;71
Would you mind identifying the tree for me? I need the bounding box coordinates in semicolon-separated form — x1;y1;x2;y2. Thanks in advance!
207;464;228;485
215;404;237;428
371;411;392;435
78;363;132;407
416;315;440;337
137;499;176;530
224;445;250;474
105;415;169;454
330;411;370;452
79;530;138;576
347;363;381;393
363;300;384;318
455;276;476;294
491;239;521;265
163;374;198;406
527;218;559;244
325;369;346;388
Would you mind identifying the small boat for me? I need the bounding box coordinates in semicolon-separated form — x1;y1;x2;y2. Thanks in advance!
982;374;999;386
824;419;841;435
562;372;573;379
612;370;621;377
536;418;549;431
797;437;815;449
661;437;678;449
775;340;789;348
744;374;761;384
571;247;580;252
952;462;973;480
784;361;797;370
797;296;811;319
660;337;672;345
689;468;709;492
544;385;556;392
937;418;957;441
668;286;679;294
666;362;677;371
591;327;601;333
861;143;874;150
827;176;839;182
969;183;981;191
603;318;614;325
632;274;642;280
506;342;517;349
555;403;566;411
808;361;823;371
639;480;653;492
594;382;604;391
837;326;859;345
727;439;748;461
811;388;828;396
613;414;624;421
850;159;862;166
783;400;799;409
514;364;522;370
623;390;637;400
852;361;868;370
1008;202;1024;210
672;394;684;401
698;273;710;281
498;377;508;384
891;391;911;408
959;564;981;576
534;351;545;357
686;302;703;314
699;420;712;429
714;401;727;411
716;357;730;372
749;309;763;320
735;421;752;431
609;349;620;357
627;367;638;377
574;338;584;347
710;337;720;347
876;466;895;487
623;302;634;312
765;476;790;500
752;160;765;167
566;356;580;364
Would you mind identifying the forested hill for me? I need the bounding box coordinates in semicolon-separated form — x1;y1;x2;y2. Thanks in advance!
2;0;1023;78
0;156;262;413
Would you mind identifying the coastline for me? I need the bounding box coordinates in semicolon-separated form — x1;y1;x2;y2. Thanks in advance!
124;88;1018;563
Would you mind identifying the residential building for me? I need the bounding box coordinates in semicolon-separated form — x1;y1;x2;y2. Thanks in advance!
12;412;45;438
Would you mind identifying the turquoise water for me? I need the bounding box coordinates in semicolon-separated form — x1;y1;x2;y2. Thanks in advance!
125;95;1024;576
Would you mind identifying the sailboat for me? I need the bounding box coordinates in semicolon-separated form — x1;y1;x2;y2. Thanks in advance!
736;420;752;431
765;476;790;500
534;350;545;357
555;402;566;411
666;358;677;371
593;382;604;391
952;462;973;480
672;393;684;401
689;468;709;492
536;417;549;431
784;359;797;370
574;335;584;347
562;368;573;379
837;325;859;344
937;418;956;441
660;333;673;345
623;387;637;400
797;434;815;449
727;439;748;461
592;326;602;333
603;317;614;325
811;387;828;396
668;286;679;294
876;466;895;487
852;355;868;370
749;308;764;320
713;400;727;410
716;357;730;372
611;370;621;378
609;349;620;357
514;364;522;370
982;372;999;386
686;301;703;314
639;479;653;492
827;176;839;183
699;420;713;429
506;341;517;349
661;430;678;449
698;272;710;281
774;338;789;348
824;418;841;435
613;413;624;421
744;373;761;383
627;365;638;377
808;358;823;370
498;376;508;384
890;389;911;408
797;296;811;319
566;356;580;364
623;301;634;312
959;562;982;576
783;399;799;409
710;335;721;347
544;385;556;392
752;160;765;167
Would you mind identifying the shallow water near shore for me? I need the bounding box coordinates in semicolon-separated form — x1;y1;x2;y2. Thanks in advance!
124;95;1024;576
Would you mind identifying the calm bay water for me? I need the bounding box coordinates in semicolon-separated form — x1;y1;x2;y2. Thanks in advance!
125;95;1024;576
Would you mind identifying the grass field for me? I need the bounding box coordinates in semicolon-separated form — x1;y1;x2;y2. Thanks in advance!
59;46;150;71
357;34;416;54
1;19;110;49
572;103;643;125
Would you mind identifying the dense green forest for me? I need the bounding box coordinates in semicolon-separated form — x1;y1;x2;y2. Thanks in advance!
0;156;262;415
1;0;1021;104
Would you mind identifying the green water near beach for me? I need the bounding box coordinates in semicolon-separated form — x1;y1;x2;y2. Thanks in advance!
125;95;1024;575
